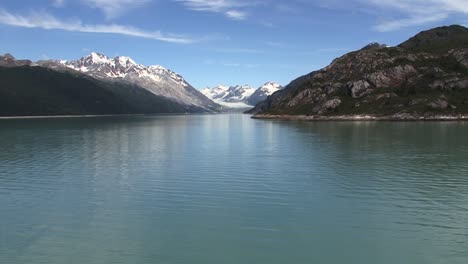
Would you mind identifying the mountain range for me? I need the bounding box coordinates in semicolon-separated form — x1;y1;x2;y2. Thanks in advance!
201;82;283;108
42;52;219;112
0;52;221;116
249;25;468;120
2;25;468;119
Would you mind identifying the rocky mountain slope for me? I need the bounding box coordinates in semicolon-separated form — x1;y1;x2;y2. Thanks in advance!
202;82;283;108
38;52;219;112
249;25;468;120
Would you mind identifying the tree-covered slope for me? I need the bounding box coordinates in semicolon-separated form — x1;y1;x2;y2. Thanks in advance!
0;66;189;116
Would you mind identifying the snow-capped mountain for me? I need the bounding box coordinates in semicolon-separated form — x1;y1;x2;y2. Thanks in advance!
202;82;282;108
248;82;283;105
201;85;256;108
50;52;218;112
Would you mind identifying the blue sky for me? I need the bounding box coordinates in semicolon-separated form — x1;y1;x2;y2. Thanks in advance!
0;0;467;88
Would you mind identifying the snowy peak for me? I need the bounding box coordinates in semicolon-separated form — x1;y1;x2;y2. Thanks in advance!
115;56;137;67
51;52;218;111
226;85;256;102
201;85;230;100
248;81;283;105
57;52;190;87
202;84;255;103
259;81;282;93
89;52;111;63
202;82;283;108
74;52;113;67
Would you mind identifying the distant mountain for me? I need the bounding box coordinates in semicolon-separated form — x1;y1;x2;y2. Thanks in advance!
202;82;283;108
201;84;255;108
249;25;468;120
0;65;188;117
38;52;220;112
248;82;283;105
0;53;33;67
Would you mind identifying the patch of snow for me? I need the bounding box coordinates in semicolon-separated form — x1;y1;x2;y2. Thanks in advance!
116;56;136;66
259;82;282;94
212;99;253;108
89;52;112;64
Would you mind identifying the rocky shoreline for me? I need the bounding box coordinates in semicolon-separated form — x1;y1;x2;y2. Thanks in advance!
252;114;468;121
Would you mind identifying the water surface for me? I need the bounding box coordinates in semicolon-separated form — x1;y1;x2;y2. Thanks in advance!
1;114;468;263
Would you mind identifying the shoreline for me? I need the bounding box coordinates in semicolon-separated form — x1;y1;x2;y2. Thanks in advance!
252;114;468;121
0;114;149;120
0;112;241;120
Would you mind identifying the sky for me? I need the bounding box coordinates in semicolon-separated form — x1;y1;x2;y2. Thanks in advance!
0;0;467;88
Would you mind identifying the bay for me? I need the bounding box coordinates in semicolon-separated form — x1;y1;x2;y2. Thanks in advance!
1;114;468;263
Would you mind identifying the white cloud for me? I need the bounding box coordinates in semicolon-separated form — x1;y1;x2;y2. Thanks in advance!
175;0;250;20
0;9;193;43
306;0;468;31
225;10;247;20
52;0;66;7
362;0;468;31
373;13;449;32
83;0;151;19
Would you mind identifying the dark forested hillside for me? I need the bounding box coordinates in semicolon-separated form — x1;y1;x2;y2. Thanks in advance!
0;66;189;116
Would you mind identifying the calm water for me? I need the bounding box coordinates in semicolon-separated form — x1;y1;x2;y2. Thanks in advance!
1;114;468;264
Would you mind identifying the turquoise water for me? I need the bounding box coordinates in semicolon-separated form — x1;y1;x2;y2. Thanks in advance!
1;114;468;263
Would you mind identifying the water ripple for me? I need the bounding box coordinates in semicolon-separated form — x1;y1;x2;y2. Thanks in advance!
1;115;468;264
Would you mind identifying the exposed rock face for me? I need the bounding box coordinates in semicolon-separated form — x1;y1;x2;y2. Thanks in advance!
348;80;372;98
322;98;341;112
249;25;468;118
428;97;449;110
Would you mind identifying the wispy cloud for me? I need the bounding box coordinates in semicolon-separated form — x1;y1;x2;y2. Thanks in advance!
363;0;468;31
225;10;247;20
265;41;285;47
52;0;66;8
306;0;468;31
214;47;264;53
175;0;250;20
0;9;193;43
373;13;449;32
83;0;151;19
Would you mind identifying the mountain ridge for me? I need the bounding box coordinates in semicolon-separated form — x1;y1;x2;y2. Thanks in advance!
0;53;218;116
202;82;283;108
249;25;468;120
0;65;189;116
38;52;220;112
